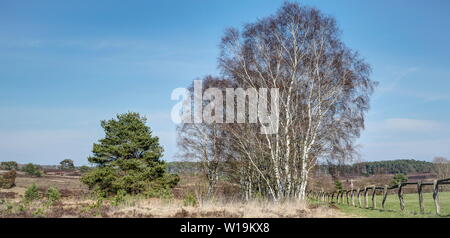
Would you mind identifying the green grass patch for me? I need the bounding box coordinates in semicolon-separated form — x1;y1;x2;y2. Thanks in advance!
311;192;450;218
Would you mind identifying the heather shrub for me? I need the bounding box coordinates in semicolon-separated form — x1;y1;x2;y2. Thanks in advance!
0;170;16;189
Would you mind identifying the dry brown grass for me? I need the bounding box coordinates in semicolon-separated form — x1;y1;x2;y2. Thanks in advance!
107;198;349;218
1;193;349;218
0;172;350;218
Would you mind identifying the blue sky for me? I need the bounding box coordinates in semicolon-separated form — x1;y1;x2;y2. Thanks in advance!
1;0;450;165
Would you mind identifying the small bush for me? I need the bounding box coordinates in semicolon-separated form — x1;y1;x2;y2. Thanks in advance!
111;190;127;206
0;161;18;170
22;163;43;177
79;165;92;174
334;180;343;192
390;173;408;186
32;207;46;217
144;187;175;200
183;193;198;207
24;183;40;202
45;187;61;205
0;170;16;189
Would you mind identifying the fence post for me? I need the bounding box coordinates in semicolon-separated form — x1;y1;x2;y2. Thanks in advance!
371;186;377;209
357;188;362;207
351;189;355;206
382;185;388;210
398;183;405;211
433;180;441;215
346;191;350;205
364;187;369;208
417;181;424;214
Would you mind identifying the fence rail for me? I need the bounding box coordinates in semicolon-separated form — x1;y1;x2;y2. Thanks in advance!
307;178;450;215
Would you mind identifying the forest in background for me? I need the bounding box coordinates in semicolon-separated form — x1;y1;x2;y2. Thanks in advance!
168;159;435;177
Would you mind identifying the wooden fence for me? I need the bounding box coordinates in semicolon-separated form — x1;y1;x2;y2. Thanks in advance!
307;178;450;215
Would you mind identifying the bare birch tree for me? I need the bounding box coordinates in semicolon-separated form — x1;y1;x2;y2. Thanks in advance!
433;157;450;180
219;2;376;200
177;76;232;199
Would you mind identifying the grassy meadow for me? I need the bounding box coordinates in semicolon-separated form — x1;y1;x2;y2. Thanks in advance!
321;191;450;218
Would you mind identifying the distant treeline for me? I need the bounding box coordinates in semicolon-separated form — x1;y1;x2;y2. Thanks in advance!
317;159;434;177
3;159;433;177
169;159;435;177
167;161;202;175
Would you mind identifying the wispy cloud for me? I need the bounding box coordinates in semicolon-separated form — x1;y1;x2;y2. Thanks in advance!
378;67;418;93
375;66;450;102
